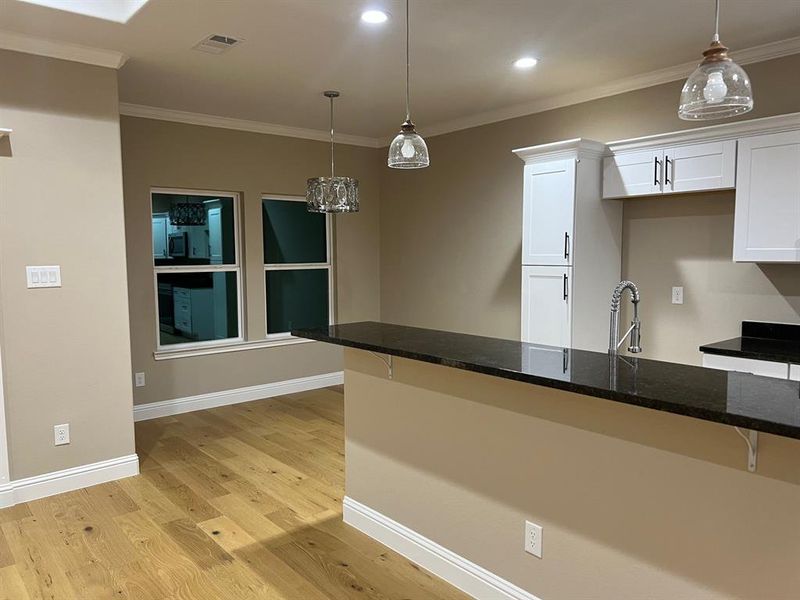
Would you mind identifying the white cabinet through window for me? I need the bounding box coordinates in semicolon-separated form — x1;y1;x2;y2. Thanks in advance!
152;215;168;259
522;265;572;348
733;130;800;262
522;159;575;265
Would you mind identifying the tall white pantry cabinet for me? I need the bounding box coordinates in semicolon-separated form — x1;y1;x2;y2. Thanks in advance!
514;139;623;352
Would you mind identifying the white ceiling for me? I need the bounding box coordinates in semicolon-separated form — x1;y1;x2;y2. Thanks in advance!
1;0;800;140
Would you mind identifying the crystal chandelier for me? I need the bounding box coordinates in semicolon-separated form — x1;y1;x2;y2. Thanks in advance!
387;0;429;168
306;91;359;213
678;0;753;120
169;201;206;226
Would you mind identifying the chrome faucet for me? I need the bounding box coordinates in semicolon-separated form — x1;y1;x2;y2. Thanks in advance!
609;281;642;355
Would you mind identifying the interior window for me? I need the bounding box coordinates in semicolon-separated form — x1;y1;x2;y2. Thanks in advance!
263;197;332;335
152;190;242;348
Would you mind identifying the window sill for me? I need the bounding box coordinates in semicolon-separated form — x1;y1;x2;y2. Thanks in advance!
153;336;316;361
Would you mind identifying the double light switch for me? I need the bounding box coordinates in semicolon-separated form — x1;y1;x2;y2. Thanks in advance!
26;265;61;288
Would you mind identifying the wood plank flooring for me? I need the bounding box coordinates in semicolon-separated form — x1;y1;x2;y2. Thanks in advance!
0;387;470;599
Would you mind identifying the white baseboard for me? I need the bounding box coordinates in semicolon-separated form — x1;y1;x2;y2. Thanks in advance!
133;371;344;422
0;454;139;509
343;496;542;600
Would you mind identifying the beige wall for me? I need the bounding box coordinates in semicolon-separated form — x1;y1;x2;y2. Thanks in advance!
120;117;381;405
379;54;800;364
0;51;135;479
345;349;800;600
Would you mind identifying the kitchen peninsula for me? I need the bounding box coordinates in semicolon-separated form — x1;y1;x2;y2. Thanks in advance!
295;321;800;600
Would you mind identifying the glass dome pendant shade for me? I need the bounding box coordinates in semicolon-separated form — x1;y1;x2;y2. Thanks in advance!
306;91;359;213
388;119;429;169
388;0;429;169
678;0;753;120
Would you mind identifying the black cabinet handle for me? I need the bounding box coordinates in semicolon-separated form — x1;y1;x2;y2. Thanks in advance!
654;157;661;186
564;232;570;260
665;156;672;186
563;273;569;301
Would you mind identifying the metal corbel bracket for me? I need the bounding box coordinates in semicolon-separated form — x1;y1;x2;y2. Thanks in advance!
734;427;758;473
368;352;393;379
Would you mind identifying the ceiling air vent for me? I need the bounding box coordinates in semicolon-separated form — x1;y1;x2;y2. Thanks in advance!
193;34;243;54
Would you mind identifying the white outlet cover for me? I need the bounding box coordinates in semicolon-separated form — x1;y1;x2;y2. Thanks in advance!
525;520;542;558
134;372;146;387
671;286;684;305
54;423;70;446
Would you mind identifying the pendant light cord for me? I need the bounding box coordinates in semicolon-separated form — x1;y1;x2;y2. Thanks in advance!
713;0;720;42
329;94;335;178
405;0;411;122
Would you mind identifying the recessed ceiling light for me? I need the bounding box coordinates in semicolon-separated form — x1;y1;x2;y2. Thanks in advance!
514;56;539;70
361;9;389;24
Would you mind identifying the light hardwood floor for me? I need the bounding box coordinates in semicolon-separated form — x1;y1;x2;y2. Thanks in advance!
0;387;469;599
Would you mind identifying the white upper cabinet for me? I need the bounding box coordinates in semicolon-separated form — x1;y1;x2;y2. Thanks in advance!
734;130;800;262
663;140;736;194
603;140;736;199
521;265;572;348
603;149;663;199
522;158;575;266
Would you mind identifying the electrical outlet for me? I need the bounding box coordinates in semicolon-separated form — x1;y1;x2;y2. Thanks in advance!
54;424;70;446
524;520;542;558
671;286;684;305
134;372;146;387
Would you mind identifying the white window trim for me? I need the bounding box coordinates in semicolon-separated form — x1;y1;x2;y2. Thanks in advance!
151;187;245;354
263;194;335;340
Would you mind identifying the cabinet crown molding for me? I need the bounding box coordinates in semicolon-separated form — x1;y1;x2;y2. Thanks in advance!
513;138;606;163
606;112;800;154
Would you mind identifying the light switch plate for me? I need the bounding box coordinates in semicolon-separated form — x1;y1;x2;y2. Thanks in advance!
26;266;61;288
671;286;684;305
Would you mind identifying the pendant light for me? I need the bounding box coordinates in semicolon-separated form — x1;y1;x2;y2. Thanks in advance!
306;91;359;213
678;0;753;120
387;0;429;169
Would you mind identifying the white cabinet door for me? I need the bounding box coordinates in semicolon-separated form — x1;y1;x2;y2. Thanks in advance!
521;266;572;348
603;149;663;198
522;159;575;266
734;131;800;262
188;227;209;259
664;140;736;194
152;215;168;259
208;207;223;264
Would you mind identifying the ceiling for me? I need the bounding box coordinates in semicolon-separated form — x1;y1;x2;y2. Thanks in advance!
2;0;800;141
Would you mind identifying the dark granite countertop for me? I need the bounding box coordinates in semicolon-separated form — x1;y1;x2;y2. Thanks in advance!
700;321;800;364
294;321;800;440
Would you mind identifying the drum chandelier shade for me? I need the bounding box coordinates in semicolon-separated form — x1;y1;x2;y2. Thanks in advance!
306;91;360;213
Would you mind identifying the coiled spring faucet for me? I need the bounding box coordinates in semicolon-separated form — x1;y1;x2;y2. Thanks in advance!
609;281;642;355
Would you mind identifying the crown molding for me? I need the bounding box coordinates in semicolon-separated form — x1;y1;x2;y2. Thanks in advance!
606;111;800;153
119;102;382;148
513;138;606;163
0;30;128;69
419;35;800;141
